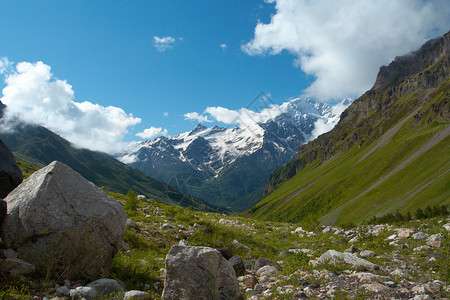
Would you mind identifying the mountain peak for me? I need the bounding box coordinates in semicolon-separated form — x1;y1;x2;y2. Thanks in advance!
372;31;449;91
188;124;208;136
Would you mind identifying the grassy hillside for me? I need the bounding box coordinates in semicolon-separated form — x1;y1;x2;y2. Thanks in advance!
244;34;450;225
1;124;224;212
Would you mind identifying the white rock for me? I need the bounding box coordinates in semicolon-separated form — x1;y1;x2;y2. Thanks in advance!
124;290;150;300
360;250;376;257
397;228;414;239
413;232;429;240
387;234;397;241
317;250;379;271
256;265;277;277
426;235;441;248
69;286;97;299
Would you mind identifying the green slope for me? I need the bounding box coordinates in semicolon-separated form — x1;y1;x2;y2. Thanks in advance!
244;33;450;225
0;123;225;212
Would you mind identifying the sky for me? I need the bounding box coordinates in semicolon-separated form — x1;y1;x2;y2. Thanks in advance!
0;0;448;153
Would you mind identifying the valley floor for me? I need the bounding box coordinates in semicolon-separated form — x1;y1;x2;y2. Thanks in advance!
1;196;448;299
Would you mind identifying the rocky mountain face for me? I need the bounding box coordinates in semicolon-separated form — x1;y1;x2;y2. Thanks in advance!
0;138;22;199
119;99;350;211
249;31;449;224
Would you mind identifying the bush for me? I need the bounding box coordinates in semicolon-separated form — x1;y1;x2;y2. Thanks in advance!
125;190;138;211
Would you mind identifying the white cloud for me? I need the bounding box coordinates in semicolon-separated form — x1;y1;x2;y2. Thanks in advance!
163;111;168;117
0;60;141;153
0;57;12;74
203;103;287;128
219;43;227;50
136;126;168;139
184;111;212;123
153;36;177;52
243;0;450;101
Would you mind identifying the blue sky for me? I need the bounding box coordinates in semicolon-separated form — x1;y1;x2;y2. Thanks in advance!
0;0;448;153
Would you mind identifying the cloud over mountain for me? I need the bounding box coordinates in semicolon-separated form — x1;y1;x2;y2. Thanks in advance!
0;60;141;153
243;0;450;101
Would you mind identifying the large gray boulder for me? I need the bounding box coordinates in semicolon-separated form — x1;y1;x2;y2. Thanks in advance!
0;161;127;279
0;138;22;199
162;245;240;300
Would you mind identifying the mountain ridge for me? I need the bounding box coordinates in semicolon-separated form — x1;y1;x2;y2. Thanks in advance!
247;31;450;224
118;98;351;211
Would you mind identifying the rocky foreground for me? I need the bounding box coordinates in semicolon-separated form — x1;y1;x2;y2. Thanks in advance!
1;205;448;299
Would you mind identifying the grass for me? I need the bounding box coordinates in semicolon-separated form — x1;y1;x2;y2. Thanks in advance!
1;188;448;299
246;114;449;225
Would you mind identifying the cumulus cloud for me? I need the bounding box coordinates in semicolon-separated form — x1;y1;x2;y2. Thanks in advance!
0;60;141;153
153;36;178;51
136;126;168;139
163;111;168;117
206;104;287;127
184;111;212;123
243;0;450;101
185;102;288;128
219;43;227;50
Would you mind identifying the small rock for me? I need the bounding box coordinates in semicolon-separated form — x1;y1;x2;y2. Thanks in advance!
256;265;277;277
161;223;176;230
229;255;246;277
294;227;305;233
413;245;432;252
387;234;397;241
126;219;139;229
178;239;189;246
231;239;250;252
360;250;376;257
391;268;410;279
124;290;150;300
362;283;389;293
56;286;70;297
397;228;414;239
348;236;359;244
384;281;396;288
3;249;18;259
86;278;125;298
426;235;441;248
443;223;450;231
345;245;359;253
322;226;336;234
1;258;35;275
254;258;276;271
69;286;97;300
413;232;429;240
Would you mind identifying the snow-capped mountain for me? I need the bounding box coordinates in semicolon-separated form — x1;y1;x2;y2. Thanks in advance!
118;98;351;211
